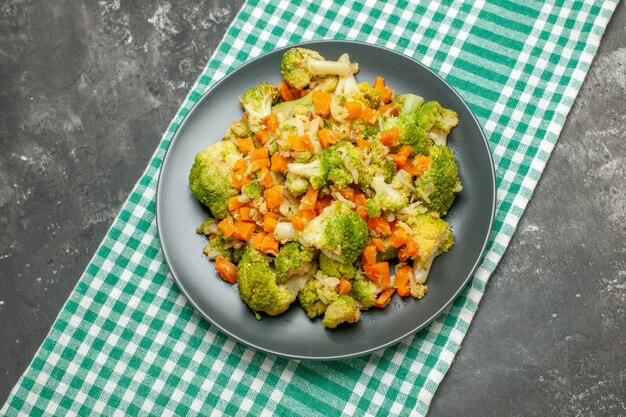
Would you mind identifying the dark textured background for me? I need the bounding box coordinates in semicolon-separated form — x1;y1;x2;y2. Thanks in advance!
1;1;624;415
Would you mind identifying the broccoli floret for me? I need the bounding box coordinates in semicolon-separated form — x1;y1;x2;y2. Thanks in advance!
285;172;310;197
300;201;368;264
237;248;297;316
311;75;339;93
358;140;397;188
322;295;361;329
298;273;340;318
325;118;351;142
414;101;459;145
350;273;381;309
330;94;349;123
404;215;454;296
293;151;314;163
271;92;313;116
224;120;251;141
274;242;316;283
287;157;329;189
241;182;262;200
357;82;382;108
383;114;430;156
324;141;366;189
351;118;380;141
189;141;242;219
318;252;356;279
281;48;358;90
414;145;462;215
241;83;279;132
197;218;235;260
395;93;424;115
366;173;410;218
375;239;398;262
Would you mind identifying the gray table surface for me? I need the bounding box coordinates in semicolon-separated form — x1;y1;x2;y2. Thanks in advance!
1;1;624;415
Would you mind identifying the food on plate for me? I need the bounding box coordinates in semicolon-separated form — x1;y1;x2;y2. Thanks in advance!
190;47;462;328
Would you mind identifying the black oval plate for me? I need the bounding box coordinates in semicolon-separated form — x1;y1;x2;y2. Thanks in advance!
156;40;496;360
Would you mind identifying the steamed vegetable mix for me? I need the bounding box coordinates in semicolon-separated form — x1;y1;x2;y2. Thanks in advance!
190;47;462;329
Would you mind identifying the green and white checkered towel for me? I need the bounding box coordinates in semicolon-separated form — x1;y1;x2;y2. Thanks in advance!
2;0;618;415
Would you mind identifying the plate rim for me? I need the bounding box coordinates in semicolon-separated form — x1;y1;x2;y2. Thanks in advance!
156;39;497;360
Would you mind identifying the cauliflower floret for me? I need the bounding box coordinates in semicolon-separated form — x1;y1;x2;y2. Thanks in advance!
189;141;242;219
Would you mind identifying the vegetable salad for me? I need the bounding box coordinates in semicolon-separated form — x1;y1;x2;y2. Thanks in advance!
190;48;461;329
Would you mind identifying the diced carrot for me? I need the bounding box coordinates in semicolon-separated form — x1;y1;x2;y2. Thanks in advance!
372;237;385;252
356;138;370;149
398;238;419;262
232;220;256;241
291;209;316;231
389;226;409;248
361;107;379;124
255;129;269;144
262;114;279;132
344;101;363;119
228;196;244;212
390;146;414;168
252;232;267;251
232;172;251;189
251;147;269;161
379;86;393;103
288;134;315;152
374;76;385;89
278;81;294;102
237;137;255;155
380;127;399;146
260;234;279;255
300;88;311;97
315;195;333;214
362;244;378;266
262;212;278;233
271;152;288;173
353;193;368;220
265;185;284;210
394;265;413;297
239;206;254;221
317;129;338;148
215;256;238;284
311;90;331;115
364;262;391;287
290;85;302;99
374;288;396;308
338;187;355;202
241;112;249;121
378;103;398;117
259;166;273;188
338;277;352;295
234;158;247;173
408;155;431;177
250;158;271;172
367;217;391;236
299;186;319;211
217;216;235;237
